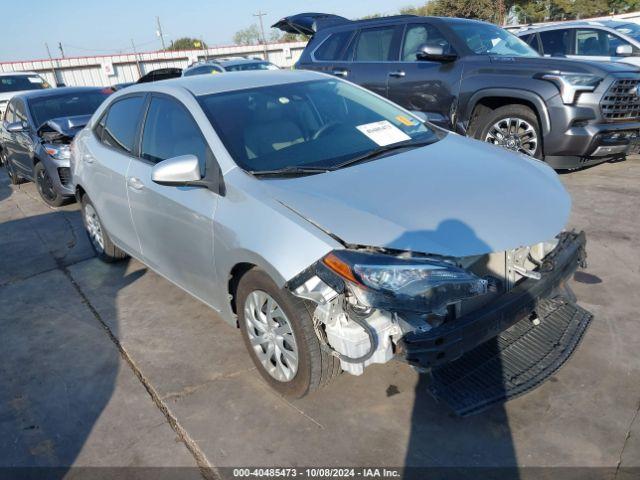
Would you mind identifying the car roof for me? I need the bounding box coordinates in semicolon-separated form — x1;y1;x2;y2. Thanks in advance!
514;20;628;34
121;69;326;97
0;71;40;77
14;86;109;101
220;58;271;67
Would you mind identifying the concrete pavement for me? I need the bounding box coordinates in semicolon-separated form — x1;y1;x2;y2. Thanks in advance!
0;158;639;478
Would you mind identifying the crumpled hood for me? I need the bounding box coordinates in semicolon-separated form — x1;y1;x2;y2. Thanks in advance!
37;114;92;139
262;134;571;257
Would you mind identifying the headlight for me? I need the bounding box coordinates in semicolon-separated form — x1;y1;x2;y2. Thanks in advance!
320;250;490;314
540;73;602;104
44;144;71;160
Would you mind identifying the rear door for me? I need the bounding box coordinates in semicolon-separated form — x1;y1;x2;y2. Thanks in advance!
387;22;463;128
347;25;403;98
127;94;219;304
82;94;146;254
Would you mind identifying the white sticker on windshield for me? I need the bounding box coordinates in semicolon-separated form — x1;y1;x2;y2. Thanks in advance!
356;120;411;146
28;77;43;83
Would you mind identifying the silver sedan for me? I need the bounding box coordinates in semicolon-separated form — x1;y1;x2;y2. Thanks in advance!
71;70;588;399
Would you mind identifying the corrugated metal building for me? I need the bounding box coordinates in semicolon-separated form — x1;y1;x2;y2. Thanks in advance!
0;42;307;87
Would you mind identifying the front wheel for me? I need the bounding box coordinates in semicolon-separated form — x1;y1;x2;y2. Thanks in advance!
473;105;543;159
34;162;65;207
237;268;340;398
81;195;128;263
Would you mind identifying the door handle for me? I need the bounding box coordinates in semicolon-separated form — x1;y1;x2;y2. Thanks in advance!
388;70;406;78
127;177;144;190
332;69;348;78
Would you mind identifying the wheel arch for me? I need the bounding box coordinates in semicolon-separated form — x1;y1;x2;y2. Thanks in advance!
467;89;551;137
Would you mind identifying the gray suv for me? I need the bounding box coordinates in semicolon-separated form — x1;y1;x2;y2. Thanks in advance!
275;13;640;169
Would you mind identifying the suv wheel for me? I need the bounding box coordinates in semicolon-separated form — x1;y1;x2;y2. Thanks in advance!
473;105;542;159
237;268;341;398
81;195;128;262
34;162;65;207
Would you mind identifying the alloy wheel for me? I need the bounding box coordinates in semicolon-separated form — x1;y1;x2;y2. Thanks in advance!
36;168;57;202
84;203;105;253
244;290;299;382
485;117;538;156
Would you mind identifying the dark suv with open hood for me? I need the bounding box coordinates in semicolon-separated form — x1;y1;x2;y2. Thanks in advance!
274;13;640;169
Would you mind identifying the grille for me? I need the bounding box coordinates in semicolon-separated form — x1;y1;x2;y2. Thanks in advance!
601;78;640;121
58;167;71;186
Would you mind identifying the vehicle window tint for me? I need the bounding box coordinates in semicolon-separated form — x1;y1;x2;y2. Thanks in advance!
4;102;15;123
184;65;223;77
102;96;145;154
354;27;397;61
315;31;354;61
0;75;49;93
539;29;571;56
524;33;541;53
94;112;107;140
141;96;209;164
575;29;610;56
14;101;27;123
402;24;451;61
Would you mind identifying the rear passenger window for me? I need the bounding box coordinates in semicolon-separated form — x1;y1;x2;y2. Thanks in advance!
355;27;398;61
314;31;354;61
102;96;145;154
539;29;571;56
141;96;209;165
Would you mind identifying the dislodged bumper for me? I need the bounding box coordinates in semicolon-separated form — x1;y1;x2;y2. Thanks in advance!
399;231;588;369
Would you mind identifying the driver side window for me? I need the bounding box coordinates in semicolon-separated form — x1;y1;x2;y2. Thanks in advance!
402;24;451;62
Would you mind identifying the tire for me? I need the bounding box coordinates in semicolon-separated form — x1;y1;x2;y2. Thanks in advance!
80;194;128;263
471;104;543;159
237;268;341;398
34;162;65;207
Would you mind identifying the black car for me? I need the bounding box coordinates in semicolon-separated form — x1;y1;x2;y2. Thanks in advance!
0;87;112;206
275;13;640;169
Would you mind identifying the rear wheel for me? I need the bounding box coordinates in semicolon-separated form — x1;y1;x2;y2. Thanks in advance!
237;268;340;398
34;162;65;207
472;104;543;159
81;195;128;262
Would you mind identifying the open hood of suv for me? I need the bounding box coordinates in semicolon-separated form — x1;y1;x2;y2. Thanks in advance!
263;134;571;258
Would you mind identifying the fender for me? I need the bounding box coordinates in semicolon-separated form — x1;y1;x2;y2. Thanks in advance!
466;88;551;136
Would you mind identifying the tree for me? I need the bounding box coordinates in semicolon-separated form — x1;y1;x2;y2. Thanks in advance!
233;24;263;46
166;37;206;51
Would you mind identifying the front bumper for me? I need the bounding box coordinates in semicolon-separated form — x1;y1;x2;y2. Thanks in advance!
399;231;587;369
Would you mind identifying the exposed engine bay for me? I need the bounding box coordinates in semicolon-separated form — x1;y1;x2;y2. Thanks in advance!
288;232;584;376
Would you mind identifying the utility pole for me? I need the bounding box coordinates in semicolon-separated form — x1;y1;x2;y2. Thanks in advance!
253;11;268;60
44;43;58;87
131;39;143;78
58;42;65;58
156;16;166;50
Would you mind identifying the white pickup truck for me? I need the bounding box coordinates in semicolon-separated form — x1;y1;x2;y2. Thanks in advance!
0;72;50;119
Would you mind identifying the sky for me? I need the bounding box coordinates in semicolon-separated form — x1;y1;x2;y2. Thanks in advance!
0;0;418;62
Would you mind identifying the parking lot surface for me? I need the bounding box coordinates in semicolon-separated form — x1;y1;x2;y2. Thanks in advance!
0;158;639;478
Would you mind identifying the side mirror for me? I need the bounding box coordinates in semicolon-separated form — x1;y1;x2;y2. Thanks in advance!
152;154;203;187
6;121;28;133
416;44;457;62
616;44;633;57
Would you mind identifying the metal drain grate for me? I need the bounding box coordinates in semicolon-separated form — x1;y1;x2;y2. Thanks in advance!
429;297;593;416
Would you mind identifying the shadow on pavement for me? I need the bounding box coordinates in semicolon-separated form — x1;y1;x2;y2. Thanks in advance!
0;210;144;478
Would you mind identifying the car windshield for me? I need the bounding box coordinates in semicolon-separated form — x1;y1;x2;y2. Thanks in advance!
224;62;280;72
29;91;111;127
450;22;539;57
198;79;439;174
0;75;50;93
613;23;640;41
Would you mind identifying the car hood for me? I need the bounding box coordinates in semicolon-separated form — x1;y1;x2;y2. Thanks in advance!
261;134;571;258
489;55;640;75
36;114;92;139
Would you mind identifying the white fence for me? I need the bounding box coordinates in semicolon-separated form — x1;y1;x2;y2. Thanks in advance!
0;42;307;87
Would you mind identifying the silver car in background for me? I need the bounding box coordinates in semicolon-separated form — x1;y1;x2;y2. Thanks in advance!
71;71;591;403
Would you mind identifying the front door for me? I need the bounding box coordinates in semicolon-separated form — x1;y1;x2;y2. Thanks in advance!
127;94;219;305
387;23;463;129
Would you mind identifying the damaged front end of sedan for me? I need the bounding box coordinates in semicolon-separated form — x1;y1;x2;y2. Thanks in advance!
286;231;591;412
